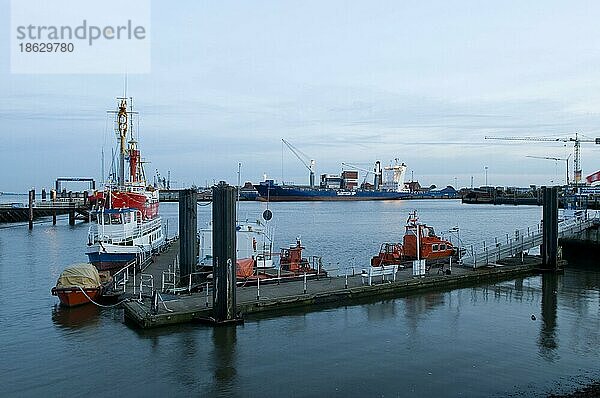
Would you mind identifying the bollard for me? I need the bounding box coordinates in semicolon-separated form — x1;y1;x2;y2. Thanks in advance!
205;282;210;307
151;289;158;314
303;272;307;294
345;268;348;289
257;276;260;301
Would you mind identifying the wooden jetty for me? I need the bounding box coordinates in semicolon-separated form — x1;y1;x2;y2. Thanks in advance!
117;186;598;329
0;198;91;225
122;241;539;329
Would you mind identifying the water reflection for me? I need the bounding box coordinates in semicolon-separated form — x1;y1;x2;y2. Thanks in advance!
403;293;445;331
365;299;397;322
210;326;238;397
538;273;559;362
51;304;101;330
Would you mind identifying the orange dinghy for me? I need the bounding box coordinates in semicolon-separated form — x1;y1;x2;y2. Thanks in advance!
51;263;108;307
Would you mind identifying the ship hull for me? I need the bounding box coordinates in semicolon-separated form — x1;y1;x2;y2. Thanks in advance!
52;287;101;307
255;184;407;201
255;182;460;202
86;251;138;271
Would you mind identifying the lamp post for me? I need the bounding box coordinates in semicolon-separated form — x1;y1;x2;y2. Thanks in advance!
449;226;462;265
484;166;488;187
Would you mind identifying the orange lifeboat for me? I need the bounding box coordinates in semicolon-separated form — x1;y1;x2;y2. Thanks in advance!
402;211;454;261
370;211;454;266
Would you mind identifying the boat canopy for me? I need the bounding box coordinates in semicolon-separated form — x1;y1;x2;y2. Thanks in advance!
56;263;101;288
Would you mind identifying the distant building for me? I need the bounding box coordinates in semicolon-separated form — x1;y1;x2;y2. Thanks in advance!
405;181;421;192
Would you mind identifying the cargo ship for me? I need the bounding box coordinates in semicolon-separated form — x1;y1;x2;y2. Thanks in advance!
255;160;459;201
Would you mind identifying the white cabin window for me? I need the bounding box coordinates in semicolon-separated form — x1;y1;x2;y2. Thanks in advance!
440;244;446;251
432;244;439;251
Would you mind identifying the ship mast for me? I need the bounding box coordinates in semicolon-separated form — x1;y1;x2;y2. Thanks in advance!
117;98;128;188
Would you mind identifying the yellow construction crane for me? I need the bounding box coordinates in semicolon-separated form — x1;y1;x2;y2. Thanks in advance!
485;133;600;184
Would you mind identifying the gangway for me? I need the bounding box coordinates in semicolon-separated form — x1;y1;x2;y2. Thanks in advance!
461;211;600;267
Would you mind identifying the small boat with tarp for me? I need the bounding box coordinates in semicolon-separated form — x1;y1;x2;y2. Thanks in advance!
51;263;112;307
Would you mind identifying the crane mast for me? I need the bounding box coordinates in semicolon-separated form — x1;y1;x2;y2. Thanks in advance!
485;133;599;185
282;139;316;188
526;155;571;185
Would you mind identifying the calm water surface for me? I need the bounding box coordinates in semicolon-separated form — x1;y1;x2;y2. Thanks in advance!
0;200;598;397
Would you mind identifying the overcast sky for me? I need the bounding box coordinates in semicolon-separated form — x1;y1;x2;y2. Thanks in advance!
2;0;600;192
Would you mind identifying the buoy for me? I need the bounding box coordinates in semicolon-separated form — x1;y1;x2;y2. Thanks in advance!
531;314;536;321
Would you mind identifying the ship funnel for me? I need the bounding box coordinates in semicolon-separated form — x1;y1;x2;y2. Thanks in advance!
309;160;316;188
374;161;382;190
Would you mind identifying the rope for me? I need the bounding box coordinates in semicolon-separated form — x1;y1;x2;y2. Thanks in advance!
77;286;131;308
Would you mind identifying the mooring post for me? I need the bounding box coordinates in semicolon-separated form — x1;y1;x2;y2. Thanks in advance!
212;182;239;323
28;189;35;229
51;189;57;225
68;209;75;226
179;188;198;282
257;275;260;301
205;282;210;307
303;272;307;294
541;186;559;270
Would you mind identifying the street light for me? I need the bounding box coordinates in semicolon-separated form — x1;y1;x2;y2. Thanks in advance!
484;166;488;187
449;226;462;266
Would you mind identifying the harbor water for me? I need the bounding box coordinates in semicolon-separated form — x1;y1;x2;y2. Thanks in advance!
1;199;599;397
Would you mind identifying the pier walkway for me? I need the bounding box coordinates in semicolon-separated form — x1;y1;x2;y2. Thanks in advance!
461;211;600;268
0;199;90;223
120;241;538;329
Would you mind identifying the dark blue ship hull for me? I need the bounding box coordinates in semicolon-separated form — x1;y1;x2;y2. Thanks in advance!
255;181;459;202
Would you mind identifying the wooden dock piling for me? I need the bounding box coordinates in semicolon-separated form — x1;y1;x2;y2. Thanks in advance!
28;189;34;229
179;189;197;278
541;186;559;270
212;181;240;324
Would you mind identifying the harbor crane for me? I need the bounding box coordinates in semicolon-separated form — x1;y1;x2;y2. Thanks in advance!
341;162;374;175
525;155;571;185
341;161;384;189
341;162;375;186
485;133;600;185
282;139;316;188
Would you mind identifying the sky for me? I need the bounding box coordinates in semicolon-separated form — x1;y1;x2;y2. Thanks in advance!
2;0;600;192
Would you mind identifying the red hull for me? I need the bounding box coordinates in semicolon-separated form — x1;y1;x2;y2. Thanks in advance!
52;287;101;307
89;191;159;220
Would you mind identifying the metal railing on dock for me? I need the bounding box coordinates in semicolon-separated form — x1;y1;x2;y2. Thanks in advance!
461;210;600;268
112;251;154;294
